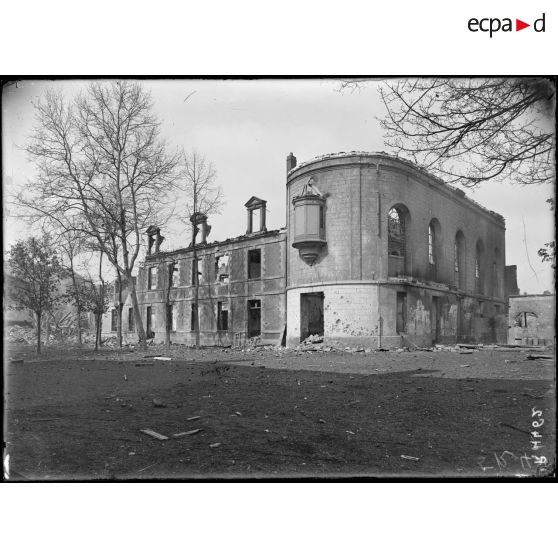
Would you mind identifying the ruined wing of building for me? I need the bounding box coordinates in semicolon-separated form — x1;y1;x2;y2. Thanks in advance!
102;151;524;349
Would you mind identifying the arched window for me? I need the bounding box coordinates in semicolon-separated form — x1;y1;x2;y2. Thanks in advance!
475;240;484;294
388;208;405;257
454;231;466;289
427;218;441;280
388;205;410;277
428;223;435;265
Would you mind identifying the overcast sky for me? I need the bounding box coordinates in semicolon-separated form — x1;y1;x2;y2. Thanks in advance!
2;79;554;294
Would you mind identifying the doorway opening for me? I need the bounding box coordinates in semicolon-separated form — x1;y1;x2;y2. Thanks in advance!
247;299;261;338
300;292;324;342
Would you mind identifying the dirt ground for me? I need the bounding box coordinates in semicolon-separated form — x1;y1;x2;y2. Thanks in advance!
3;342;556;479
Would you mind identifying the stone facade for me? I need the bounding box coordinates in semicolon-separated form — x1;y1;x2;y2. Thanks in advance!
286;152;508;348
104;151;513;348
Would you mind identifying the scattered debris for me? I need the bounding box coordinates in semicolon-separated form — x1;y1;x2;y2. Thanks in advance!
346;430;355;435
460;364;471;368
153;356;172;361
186;415;201;421
526;354;553;360
209;442;221;448
400;455;420;461
124;374;128;381
140;429;168;440
152;398;167;408
235;411;242;416
318;419;326;424
10;359;24;364
172;429;203;438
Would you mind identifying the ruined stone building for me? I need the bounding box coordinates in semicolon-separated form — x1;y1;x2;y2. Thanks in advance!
105;152;515;348
508;293;555;346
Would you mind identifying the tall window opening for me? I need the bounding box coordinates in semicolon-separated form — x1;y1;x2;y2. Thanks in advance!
111;309;117;332
428;223;435;265
192;258;203;284
215;254;230;283
128;307;135;332
148;266;158;290
169;262;178;287
217;301;229;331
427;219;441;281
248;249;261;279
388;205;409;277
454;231;466;289
475;240;484;294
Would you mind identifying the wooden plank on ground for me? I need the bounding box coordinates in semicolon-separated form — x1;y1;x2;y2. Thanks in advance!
140;429;169;440
172;429;203;438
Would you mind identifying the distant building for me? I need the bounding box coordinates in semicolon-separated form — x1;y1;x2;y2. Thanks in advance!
105;152;516;348
508;293;555;346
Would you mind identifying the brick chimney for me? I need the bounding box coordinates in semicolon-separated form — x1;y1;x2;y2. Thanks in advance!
286;152;297;175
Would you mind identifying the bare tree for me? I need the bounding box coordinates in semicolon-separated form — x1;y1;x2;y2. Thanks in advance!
7;236;65;354
17;81;179;349
340;78;556;265
377;78;555;187
179;151;224;348
59;230;87;346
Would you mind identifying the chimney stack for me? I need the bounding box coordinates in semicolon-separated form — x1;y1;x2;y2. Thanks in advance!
286;152;297;175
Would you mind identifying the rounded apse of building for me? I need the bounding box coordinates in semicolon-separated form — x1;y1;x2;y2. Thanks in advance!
284;151;507;348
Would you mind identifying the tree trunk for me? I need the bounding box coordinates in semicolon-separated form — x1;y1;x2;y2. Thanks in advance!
192;230;200;349
128;275;147;349
36;311;41;354
116;270;123;348
69;256;82;346
94;311;101;351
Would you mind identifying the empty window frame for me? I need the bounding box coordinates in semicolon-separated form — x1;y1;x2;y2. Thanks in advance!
454;231;466;288
428;223;435;265
514;311;537;328
388;207;406;258
217;301;229;331
147;266;158;290
191;258;203;285
169;262;178;287
128;307;135;332
215;254;230;283
111;309;117;332
248;249;261;279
